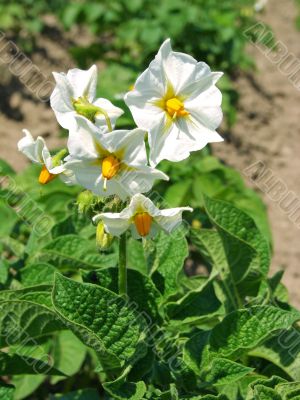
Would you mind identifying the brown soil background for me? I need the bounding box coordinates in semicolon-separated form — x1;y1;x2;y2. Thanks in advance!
0;1;299;305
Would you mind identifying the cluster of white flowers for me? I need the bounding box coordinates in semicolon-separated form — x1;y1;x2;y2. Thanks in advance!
18;39;223;239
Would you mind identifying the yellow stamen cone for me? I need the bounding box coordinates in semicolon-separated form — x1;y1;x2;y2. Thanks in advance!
102;156;120;180
134;212;153;237
166;97;189;118
38;165;57;185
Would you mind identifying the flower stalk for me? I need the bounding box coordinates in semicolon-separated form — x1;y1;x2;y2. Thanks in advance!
118;233;127;297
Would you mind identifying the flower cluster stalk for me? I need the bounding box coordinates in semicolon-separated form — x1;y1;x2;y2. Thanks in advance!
118;233;127;297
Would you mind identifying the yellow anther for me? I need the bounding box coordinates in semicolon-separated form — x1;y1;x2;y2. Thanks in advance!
165;97;189;118
38;165;56;185
102;155;120;180
134;212;153;237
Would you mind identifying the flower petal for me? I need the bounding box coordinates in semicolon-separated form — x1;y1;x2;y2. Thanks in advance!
148;117;193;166
100;128;147;166
117;166;168;197
50;72;74;113
67;116;103;160
155;206;193;233
177;115;224;152
18;129;53;171
66;64;97;101
93;98;124;131
94;212;131;237
65;159;102;194
159;40;198;95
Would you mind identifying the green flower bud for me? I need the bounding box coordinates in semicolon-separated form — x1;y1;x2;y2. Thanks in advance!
96;221;114;250
76;190;95;214
51;148;68;167
72;96;112;131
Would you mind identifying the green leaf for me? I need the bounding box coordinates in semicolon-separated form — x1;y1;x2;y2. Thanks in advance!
184;306;300;375
249;328;300;381
12;375;45;400
51;330;86;382
82;267;162;322
183;330;211;375
0;300;64;347
51;389;100;399
220;374;265;400
0;158;16;176
0;285;53;307
127;238;147;275
190;228;257;308
52;274;147;370
0;382;15;400
204;196;271;277
208;306;300;360
0;236;24;258
246;376;287;400
196;213;260;296
164;180;193;207
32;234;117;272
104;375;146;400
206;358;253;386
0;258;9;285
166;280;223;324
0;352;64;375
190;229;227;274
20;262;58;286
150;229;189;298
0;200;18;237
276;382;300;398
250;385;281;400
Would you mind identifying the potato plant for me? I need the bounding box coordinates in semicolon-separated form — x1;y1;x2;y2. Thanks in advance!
0;38;299;400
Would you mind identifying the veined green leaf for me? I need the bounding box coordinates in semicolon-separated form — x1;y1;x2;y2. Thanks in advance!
249;328;300;381
103;372;146;400
204;196;270;277
206;358;253;386
150;229;189;298
52;274;147;370
0;351;64;375
20;263;58;286
32;234;117;272
51;330;87;383
82;267;162;322
127;238;147;275
246;376;287;400
12;375;45;400
0;300;64;347
166;280;223;324
0;200;18;237
51;389;100;399
208;306;300;360
0;382;15;400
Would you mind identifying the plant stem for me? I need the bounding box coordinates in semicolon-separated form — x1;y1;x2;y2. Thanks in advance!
118;233;127;297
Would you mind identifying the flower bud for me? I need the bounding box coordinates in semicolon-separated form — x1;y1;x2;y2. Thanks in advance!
76;190;95;214
51;148;68;167
96;221;114;249
192;219;202;230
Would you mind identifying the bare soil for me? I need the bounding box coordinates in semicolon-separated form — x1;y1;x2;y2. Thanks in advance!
0;1;300;305
213;0;300;306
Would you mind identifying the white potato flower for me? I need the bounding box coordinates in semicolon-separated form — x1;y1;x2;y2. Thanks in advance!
66;117;168;200
255;0;268;12
93;193;192;239
50;65;123;131
125;39;224;166
17;129;75;185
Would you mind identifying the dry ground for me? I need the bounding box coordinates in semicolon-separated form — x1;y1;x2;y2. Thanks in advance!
0;1;300;305
213;0;300;306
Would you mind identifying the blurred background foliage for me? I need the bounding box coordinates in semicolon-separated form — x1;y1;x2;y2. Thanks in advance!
0;0;272;126
0;0;274;249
